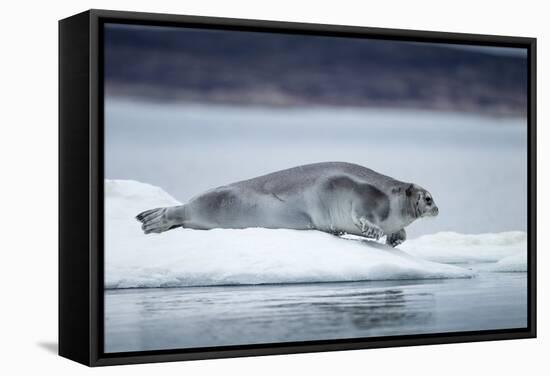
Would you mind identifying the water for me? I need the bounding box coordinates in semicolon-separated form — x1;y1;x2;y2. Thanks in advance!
104;271;526;353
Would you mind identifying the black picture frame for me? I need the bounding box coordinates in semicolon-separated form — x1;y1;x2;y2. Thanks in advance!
59;9;537;367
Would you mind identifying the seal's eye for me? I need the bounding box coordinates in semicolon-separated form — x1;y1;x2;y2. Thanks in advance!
425;196;432;205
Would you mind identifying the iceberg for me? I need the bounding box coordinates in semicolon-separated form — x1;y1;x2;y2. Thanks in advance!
400;231;527;271
104;180;525;289
483;251;527;272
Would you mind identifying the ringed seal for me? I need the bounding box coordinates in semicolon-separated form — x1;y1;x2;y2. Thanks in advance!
136;162;439;247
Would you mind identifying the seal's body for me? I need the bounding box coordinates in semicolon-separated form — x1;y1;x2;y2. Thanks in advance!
136;162;438;247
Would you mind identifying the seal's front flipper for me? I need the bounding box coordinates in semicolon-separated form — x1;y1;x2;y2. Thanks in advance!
386;229;406;247
136;207;182;234
362;226;384;240
356;217;384;240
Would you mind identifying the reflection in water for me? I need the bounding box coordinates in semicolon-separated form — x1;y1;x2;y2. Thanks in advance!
267;289;433;331
317;290;433;331
105;272;526;353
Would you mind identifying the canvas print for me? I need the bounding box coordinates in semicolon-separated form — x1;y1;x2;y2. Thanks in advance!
103;23;528;353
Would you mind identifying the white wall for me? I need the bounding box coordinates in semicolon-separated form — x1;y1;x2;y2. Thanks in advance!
0;0;546;374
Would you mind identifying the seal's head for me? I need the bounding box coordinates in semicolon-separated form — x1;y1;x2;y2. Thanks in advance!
405;184;439;219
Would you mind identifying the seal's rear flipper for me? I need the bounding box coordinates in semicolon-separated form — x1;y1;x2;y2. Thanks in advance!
136;207;180;234
136;208;162;222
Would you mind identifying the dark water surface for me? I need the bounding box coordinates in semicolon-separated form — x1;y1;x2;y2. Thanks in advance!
104;271;526;353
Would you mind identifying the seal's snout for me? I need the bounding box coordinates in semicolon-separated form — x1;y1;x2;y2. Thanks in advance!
421;204;438;218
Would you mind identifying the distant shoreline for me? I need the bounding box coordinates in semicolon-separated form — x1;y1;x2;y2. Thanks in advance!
105;89;527;119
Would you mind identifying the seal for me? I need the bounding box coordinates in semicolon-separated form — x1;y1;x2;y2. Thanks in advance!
136;162;438;247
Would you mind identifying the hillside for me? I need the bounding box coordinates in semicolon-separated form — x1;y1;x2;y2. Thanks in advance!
104;24;528;115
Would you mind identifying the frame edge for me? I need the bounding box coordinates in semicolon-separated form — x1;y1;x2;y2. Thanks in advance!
58;10;93;366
